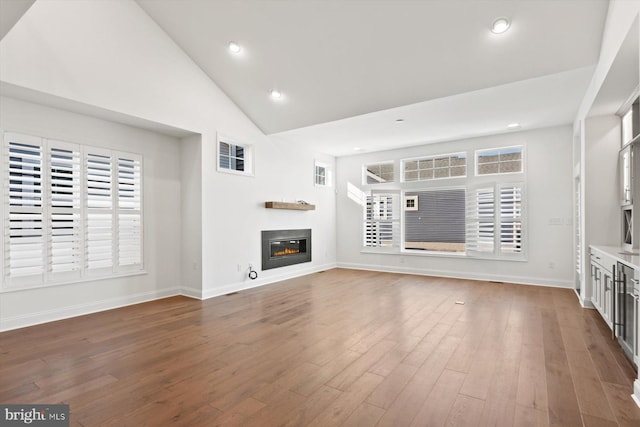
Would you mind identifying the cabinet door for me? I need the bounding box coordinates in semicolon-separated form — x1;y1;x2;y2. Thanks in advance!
591;261;602;310
634;290;639;365
603;269;614;328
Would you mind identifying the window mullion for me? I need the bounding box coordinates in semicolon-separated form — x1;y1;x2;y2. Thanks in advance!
112;154;119;274
43;140;52;283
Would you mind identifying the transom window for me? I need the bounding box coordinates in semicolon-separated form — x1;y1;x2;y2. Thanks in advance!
476;146;523;175
403;153;466;181
364;162;394;184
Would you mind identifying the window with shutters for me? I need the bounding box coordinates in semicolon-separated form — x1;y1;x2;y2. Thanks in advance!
2;132;143;289
85;149;113;274
359;148;526;259
499;185;523;254
5;134;45;285
364;192;400;248
466;183;524;258
218;135;253;176
466;187;495;254
404;189;466;253
49;140;81;281
117;155;142;269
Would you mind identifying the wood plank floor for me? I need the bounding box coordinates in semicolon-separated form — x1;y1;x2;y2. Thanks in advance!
2;268;640;426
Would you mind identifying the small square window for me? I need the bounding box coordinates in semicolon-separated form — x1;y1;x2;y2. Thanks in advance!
405;195;418;211
315;161;331;187
217;135;253;176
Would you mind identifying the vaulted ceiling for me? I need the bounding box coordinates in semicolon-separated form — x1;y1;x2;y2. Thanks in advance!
137;0;609;155
0;1;611;156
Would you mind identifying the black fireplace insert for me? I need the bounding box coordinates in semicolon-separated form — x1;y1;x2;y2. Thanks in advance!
261;229;311;270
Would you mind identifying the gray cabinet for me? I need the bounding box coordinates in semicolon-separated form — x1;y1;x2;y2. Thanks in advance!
590;247;615;329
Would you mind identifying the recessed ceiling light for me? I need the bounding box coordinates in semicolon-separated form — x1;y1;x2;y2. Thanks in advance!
507;122;521;129
395;119;405;124
353;147;363;151
228;41;241;54
270;89;282;100
491;17;511;34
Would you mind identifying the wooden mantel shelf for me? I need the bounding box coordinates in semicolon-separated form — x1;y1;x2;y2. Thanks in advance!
265;201;316;211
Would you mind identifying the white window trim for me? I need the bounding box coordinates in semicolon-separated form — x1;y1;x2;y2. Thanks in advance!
401;151;467;182
217;133;254;177
314;160;332;187
404;195;418;211
475;145;524;177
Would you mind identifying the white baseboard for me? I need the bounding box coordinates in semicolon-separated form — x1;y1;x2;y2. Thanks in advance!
632;379;640;408
200;262;337;300
336;262;574;289
0;287;181;332
0;264;339;332
180;286;203;300
1;261;572;332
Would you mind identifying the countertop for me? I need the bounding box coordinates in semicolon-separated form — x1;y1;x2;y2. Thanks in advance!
591;245;640;270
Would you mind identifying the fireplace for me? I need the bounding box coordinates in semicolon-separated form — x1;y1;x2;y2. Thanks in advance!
261;229;311;270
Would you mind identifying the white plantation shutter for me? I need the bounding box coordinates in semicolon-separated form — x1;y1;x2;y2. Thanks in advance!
364;192;400;248
4;133;44;284
499;185;523;254
3;132;144;288
85;149;114;274
466;187;495;253
116;153;142;269
466;184;524;258
48;140;81;280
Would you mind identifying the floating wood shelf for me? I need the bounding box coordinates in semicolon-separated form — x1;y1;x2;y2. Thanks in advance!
265;201;316;211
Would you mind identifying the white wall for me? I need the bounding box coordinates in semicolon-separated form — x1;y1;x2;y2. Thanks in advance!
575;2;640;124
200;137;336;298
336;125;574;288
0;96;182;330
180;134;203;298
0;0;337;327
584;115;621;252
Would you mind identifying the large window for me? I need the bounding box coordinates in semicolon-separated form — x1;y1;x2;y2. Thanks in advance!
404;189;466;253
3;132;143;288
359;146;525;260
